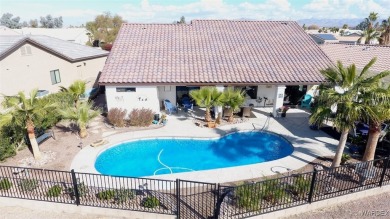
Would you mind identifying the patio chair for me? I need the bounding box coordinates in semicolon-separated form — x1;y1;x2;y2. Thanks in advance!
301;94;312;109
181;96;193;112
241;106;251;118
163;99;177;115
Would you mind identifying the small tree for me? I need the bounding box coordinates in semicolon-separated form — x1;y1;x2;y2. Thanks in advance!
190;87;223;122
57;101;100;138
308;24;319;30
342;24;348;29
220;88;245;122
0;13;22;29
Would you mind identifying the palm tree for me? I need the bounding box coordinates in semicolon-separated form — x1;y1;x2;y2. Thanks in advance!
190;87;223;122
309;58;389;167
379;16;390;45
57;101;100;138
358;12;380;44
0;89;56;160
358;28;381;44
60;80;86;106
361;85;390;161
220;88;245;122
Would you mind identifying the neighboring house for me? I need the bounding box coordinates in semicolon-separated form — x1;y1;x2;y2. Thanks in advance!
320;43;390;85
0;35;109;106
309;34;339;44
0;26;21;35
13;28;90;45
99;20;333;116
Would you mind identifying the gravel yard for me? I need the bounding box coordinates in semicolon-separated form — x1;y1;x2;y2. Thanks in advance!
287;191;390;219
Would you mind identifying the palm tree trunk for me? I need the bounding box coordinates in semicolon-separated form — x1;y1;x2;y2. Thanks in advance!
228;113;234;123
79;125;88;138
205;108;211;122
363;122;381;161
331;129;349;168
26;120;41;160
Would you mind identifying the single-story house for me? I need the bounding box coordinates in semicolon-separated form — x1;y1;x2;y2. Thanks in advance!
0;35;109;105
309;34;339;44
14;28;91;45
99;20;334;116
320;43;390;85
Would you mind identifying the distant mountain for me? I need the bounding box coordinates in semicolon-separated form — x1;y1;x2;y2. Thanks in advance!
297;18;363;28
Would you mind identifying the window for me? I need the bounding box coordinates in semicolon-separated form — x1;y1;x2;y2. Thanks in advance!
50;70;61;84
116;87;136;92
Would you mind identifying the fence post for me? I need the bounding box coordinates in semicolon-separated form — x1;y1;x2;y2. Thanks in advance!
176;179;180;218
308;169;317;203
379;157;390;187
71;169;80;206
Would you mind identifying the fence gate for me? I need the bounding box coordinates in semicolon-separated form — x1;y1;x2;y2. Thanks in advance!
177;179;218;219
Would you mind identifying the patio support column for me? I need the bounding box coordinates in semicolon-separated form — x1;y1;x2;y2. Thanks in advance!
215;85;225;116
272;85;286;117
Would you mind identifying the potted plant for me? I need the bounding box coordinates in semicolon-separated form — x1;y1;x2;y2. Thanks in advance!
160;114;167;125
280;106;290;117
207;121;216;128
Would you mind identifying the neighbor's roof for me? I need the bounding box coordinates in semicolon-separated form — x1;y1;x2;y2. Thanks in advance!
99;20;333;85
320;43;390;73
0;35;108;62
13;28;90;45
310;34;338;41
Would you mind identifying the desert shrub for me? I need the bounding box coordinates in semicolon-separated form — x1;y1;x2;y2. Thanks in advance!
47;185;62;197
19;179;38;192
97;189;116;200
235;183;261;210
0;178;12;190
128;108;154;127
142;196;159;208
260;179;289;204
291;175;311;196
0;135;16;161
67;182;89;198
34;92;74;130
107;108;127;127
114;188;135;204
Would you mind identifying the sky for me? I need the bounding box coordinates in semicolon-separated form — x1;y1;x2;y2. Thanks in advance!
1;0;389;26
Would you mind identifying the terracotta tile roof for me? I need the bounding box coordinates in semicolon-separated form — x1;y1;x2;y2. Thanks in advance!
320;43;390;84
99;20;333;85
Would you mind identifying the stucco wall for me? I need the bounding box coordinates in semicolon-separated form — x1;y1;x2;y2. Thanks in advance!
0;42;106;97
106;85;160;114
157;86;176;107
239;85;277;107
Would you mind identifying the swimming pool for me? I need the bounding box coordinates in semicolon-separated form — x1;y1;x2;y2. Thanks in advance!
95;131;294;177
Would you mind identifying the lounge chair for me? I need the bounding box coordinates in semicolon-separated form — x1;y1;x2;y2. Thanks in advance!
163;99;177;115
301;94;312;108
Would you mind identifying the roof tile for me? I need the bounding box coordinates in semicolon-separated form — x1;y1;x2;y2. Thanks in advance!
100;20;333;84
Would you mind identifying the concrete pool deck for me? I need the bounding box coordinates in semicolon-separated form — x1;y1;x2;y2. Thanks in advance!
71;107;339;183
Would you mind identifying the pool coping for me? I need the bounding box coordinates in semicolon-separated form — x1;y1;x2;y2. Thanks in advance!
70;117;339;183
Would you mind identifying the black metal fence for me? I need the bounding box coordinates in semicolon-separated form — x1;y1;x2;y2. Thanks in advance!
0;157;389;219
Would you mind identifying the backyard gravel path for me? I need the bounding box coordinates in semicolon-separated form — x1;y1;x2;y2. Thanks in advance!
287;191;390;219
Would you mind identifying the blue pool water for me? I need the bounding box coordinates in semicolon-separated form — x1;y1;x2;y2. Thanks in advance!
95;131;294;177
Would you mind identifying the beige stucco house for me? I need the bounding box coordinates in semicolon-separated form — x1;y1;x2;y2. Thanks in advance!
0;35;109;105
